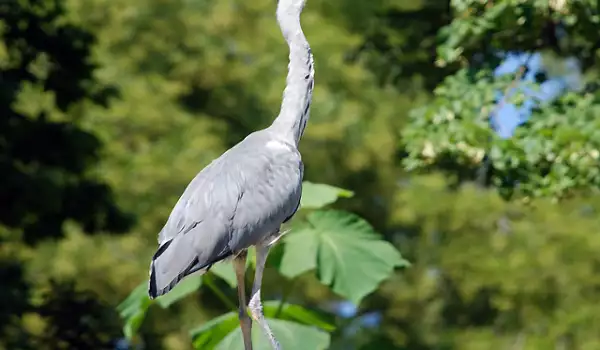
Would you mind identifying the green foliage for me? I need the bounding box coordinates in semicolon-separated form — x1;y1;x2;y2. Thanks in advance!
402;68;499;171
116;282;151;340
402;0;600;200
300;181;354;209
261;302;336;332
35;281;122;348
0;0;130;346
280;210;409;304
216;318;330;350
116;275;203;340
0;0;132;244
402;69;600;198
436;0;600;67
191;302;335;350
189;312;239;349
378;175;600;349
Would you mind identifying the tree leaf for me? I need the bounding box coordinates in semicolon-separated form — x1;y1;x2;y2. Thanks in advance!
116;281;152;340
279;227;318;278
155;274;203;308
280;210;409;305
123;308;149;340
215;318;330;350
300;181;354;209
116;281;148;318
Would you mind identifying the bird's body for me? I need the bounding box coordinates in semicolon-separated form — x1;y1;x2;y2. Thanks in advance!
148;0;313;348
149;130;303;297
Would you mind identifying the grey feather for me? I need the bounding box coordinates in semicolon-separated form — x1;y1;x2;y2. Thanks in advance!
149;131;303;298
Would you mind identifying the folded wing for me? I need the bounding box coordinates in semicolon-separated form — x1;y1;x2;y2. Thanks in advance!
148;134;302;298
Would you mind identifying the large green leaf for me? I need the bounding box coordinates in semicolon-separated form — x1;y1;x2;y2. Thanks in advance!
280;210;409;304
190;303;334;350
300;181;354;209
116;281;152;339
215;318;330;350
278;228;318;279
155;274;203;308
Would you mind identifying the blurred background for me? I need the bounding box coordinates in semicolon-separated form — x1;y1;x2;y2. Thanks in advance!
3;0;600;349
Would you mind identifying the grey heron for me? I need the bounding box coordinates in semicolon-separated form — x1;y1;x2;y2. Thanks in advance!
147;0;314;348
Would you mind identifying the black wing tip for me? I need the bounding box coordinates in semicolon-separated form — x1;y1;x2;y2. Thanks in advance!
148;239;174;299
148;261;158;299
147;246;234;299
148;261;175;299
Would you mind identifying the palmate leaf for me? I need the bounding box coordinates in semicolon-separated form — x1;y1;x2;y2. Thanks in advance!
190;302;334;350
300;181;354;209
216;318;330;350
279;210;409;305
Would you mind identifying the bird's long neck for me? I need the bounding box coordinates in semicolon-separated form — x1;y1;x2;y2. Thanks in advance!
270;0;314;147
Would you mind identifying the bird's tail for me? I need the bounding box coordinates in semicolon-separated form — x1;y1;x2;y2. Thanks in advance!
148;225;232;299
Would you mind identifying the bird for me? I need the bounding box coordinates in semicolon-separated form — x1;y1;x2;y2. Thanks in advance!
147;0;314;348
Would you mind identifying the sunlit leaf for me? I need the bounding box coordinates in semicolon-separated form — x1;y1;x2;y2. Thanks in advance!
300;181;354;209
116;281;152;339
123;308;149;340
190;303;334;349
280;210;409;304
278;228;318;278
117;282;148;318
216;318;330;350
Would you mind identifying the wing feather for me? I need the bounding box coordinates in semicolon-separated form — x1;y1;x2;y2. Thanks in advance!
148;132;302;298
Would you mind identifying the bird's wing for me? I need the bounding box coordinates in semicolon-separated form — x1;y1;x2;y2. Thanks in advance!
149;133;302;298
227;140;303;251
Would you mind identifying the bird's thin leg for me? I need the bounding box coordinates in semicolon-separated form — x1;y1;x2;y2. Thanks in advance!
249;243;281;350
233;252;253;350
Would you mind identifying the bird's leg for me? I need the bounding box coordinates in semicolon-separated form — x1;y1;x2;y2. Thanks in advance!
233;252;253;350
249;243;281;350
